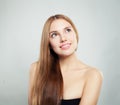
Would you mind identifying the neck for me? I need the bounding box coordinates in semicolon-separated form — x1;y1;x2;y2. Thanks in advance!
59;53;79;72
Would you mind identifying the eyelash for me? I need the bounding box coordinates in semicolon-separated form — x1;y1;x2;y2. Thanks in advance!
65;28;71;33
50;33;58;38
50;28;72;38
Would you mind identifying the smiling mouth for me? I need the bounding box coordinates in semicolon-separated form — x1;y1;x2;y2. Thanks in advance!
60;43;71;50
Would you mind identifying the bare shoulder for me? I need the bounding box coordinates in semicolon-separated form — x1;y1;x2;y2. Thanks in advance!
29;62;39;78
29;61;39;89
85;66;103;82
79;66;103;104
28;62;39;102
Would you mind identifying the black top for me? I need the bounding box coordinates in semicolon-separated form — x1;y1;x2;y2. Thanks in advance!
61;98;81;105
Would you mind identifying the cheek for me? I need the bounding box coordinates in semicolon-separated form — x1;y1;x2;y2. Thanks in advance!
49;40;59;49
68;33;77;42
69;33;78;49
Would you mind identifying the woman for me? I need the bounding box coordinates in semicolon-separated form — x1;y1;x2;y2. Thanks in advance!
28;14;103;105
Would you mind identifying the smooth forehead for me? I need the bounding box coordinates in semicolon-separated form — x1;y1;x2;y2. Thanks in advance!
50;19;72;32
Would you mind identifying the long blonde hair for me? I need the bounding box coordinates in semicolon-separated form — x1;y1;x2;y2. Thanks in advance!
30;14;79;105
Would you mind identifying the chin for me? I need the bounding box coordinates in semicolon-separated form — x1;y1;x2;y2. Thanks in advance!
53;47;76;57
58;51;75;58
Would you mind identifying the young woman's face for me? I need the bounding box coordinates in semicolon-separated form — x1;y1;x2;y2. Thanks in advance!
49;19;78;57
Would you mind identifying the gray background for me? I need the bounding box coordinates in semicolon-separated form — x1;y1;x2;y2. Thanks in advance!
0;0;120;105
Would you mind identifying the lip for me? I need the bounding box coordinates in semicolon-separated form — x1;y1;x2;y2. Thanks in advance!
60;43;71;50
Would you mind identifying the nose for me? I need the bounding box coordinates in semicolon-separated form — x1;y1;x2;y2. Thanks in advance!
60;34;67;42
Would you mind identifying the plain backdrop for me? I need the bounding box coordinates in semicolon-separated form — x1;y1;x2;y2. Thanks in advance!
0;0;120;105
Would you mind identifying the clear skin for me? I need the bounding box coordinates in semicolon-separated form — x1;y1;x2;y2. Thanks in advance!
29;19;103;105
49;19;77;58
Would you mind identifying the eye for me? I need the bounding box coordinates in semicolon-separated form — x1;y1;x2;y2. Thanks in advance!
50;32;58;38
65;28;71;33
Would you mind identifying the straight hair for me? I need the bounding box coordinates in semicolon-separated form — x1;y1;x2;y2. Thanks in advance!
29;14;79;105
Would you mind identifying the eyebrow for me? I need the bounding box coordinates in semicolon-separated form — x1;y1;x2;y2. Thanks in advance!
49;26;72;35
49;31;58;35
